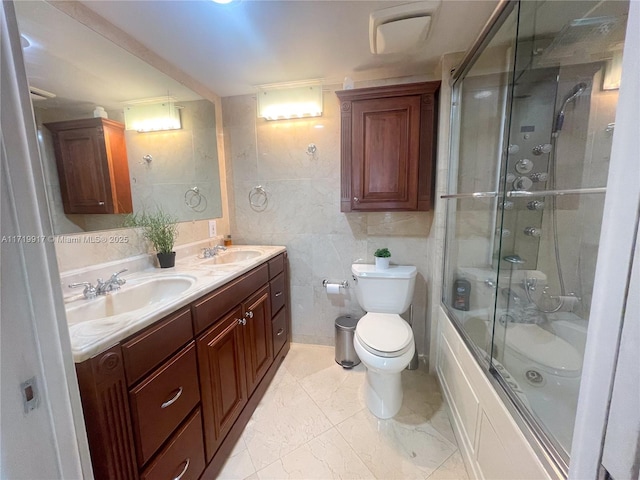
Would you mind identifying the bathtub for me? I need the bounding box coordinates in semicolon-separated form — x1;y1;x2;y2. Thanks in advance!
458;309;587;453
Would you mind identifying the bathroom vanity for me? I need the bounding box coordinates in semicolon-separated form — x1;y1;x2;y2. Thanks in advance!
68;248;290;480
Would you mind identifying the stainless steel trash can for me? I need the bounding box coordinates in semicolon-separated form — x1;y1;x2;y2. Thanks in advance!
335;315;360;368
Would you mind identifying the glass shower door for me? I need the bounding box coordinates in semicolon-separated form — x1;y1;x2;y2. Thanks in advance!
443;0;629;473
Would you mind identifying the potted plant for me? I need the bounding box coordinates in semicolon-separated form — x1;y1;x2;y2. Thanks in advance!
125;208;179;268
374;248;391;270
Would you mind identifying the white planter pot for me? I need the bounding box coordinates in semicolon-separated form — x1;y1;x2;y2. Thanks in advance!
375;257;390;270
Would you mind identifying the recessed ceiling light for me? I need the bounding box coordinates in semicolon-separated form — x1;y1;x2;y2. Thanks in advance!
473;90;493;99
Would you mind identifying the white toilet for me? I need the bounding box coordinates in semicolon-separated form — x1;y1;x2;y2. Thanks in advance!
351;264;417;419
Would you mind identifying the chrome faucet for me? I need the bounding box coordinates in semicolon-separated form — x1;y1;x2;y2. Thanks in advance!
202;245;227;258
96;269;128;295
68;282;98;299
70;269;128;299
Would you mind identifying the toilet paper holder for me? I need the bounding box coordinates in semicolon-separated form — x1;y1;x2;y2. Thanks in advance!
322;279;349;289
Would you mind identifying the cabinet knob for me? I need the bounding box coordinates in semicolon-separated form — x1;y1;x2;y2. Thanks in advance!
245;310;254;319
353;197;359;203
237;318;246;325
98;201;105;206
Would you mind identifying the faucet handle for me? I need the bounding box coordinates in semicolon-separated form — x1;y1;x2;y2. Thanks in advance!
111;269;128;286
69;282;98;299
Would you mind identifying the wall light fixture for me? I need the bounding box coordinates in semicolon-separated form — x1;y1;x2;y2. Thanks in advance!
257;81;323;121
124;97;182;132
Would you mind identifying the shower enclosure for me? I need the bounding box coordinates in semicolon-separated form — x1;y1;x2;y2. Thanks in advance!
442;0;628;473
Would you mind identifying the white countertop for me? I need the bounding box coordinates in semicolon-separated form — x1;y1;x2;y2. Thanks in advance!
61;245;286;363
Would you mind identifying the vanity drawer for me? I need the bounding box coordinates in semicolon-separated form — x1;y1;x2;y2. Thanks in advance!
268;254;284;279
272;308;287;355
270;272;286;317
130;342;200;466
122;307;193;386
192;263;269;334
140;409;205;480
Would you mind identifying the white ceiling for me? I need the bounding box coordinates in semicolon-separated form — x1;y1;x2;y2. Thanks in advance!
78;0;499;97
16;0;500;107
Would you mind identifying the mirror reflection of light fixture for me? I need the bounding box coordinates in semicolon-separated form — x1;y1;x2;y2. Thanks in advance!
602;48;623;91
257;81;323;121
124;96;182;132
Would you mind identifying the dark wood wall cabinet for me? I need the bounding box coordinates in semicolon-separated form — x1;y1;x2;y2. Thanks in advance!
75;253;291;480
44;118;133;214
336;81;440;212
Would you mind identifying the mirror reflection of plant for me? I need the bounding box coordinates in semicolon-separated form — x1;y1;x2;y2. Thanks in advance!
374;248;391;258
124;207;178;254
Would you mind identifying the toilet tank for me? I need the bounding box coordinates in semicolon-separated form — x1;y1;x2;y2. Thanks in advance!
351;264;417;314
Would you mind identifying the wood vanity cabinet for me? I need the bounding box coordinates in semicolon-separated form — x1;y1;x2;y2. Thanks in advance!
75;253;291;480
44;117;133;214
336;81;440;212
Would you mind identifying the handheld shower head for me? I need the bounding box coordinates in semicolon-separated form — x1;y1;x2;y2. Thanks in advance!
554;82;588;133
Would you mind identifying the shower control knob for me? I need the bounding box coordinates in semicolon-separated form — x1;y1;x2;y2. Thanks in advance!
508;144;520;154
524;227;542;237
532;143;552;155
530;172;549;182
513;176;533;190
515;158;533;174
527;200;545;211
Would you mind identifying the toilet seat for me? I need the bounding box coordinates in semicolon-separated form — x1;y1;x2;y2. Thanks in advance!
355;312;413;358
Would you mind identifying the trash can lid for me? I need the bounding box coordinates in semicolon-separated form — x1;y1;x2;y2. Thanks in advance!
336;315;359;331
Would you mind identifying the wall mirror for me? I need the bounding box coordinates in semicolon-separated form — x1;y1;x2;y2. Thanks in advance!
15;0;223;235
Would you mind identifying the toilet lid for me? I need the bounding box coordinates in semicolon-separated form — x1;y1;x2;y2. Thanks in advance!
507;324;582;373
355;313;413;358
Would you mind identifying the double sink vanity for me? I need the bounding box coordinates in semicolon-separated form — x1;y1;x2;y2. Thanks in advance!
62;245;291;480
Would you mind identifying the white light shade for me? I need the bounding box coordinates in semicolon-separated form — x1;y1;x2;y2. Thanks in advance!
603;49;623;91
124;100;182;132
257;83;323;120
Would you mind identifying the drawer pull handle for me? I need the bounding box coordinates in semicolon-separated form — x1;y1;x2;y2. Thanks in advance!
245;310;254;319
275;291;283;297
276;328;284;336
173;458;190;480
161;387;183;409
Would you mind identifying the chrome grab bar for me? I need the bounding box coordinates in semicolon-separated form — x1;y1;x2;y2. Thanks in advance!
440;187;606;200
506;187;606;197
440;192;497;199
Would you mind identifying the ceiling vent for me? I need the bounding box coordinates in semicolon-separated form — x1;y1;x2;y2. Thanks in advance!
29;86;56;101
369;1;441;55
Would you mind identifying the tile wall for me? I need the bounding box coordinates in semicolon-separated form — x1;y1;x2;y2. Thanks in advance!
222;76;439;354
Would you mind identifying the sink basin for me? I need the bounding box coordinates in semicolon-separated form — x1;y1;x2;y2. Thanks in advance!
66;275;195;324
199;249;262;265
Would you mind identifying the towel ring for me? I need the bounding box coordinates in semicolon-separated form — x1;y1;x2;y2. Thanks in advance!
249;185;268;212
185;186;207;212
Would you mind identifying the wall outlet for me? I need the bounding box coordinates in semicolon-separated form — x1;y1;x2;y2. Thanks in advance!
208;220;217;238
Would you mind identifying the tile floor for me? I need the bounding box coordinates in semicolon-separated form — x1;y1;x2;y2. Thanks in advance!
217;343;470;480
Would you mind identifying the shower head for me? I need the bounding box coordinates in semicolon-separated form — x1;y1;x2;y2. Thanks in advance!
554;82;588;133
560;82;588;111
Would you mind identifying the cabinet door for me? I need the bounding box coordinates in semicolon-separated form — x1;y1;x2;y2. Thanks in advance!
197;307;247;461
55;126;111;214
243;285;273;395
351;95;421;210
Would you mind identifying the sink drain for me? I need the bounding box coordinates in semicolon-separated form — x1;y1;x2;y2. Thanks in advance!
525;369;544;385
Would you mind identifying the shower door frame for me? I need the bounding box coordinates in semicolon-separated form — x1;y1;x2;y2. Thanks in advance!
441;0;638;477
444;0;573;475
